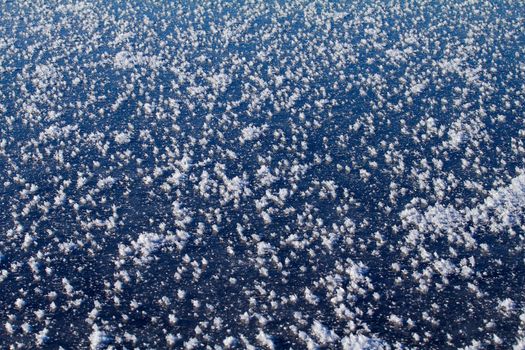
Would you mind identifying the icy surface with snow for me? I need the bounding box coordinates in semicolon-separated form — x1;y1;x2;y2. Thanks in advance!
1;0;525;348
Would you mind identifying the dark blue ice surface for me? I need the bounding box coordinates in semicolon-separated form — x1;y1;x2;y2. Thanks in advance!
1;1;525;349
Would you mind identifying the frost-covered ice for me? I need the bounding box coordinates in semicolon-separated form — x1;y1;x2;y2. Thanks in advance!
1;0;525;348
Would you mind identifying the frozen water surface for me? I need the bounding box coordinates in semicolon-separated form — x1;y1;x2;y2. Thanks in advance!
0;0;525;349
